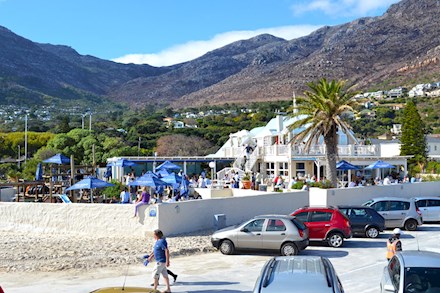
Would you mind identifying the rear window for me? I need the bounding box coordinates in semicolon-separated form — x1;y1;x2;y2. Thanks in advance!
291;218;307;231
416;200;428;208
428;199;440;207
310;211;332;222
389;201;410;211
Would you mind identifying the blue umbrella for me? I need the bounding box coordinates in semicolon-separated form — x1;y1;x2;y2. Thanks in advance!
128;173;169;188
365;160;395;170
43;153;71;165
65;176;114;191
156;160;181;172
336;160;359;170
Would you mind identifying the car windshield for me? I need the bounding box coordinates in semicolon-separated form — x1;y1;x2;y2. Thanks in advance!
404;267;440;292
362;200;374;206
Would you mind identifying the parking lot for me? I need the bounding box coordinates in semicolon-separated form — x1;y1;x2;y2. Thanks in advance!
3;224;440;293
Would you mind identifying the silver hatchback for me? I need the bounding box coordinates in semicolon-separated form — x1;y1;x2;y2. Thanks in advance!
414;197;440;222
363;197;423;231
211;215;309;256
254;256;345;293
380;250;440;293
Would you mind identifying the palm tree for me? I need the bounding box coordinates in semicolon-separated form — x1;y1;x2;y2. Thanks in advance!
289;78;357;187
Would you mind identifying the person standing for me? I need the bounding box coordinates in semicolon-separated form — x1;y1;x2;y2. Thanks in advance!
386;228;402;260
120;187;132;204
148;229;172;292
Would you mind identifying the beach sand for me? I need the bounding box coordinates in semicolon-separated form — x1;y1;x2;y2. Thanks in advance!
0;230;215;273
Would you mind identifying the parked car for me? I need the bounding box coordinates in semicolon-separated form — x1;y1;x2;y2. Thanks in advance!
338;205;385;238
413;196;440;222
253;256;345;293
380;250;440;293
290;206;351;248
362;197;423;231
211;215;309;256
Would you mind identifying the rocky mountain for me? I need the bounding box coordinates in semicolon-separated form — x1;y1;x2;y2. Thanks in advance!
1;0;439;109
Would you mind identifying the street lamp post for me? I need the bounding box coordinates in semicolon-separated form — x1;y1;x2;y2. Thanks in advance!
81;114;85;129
89;113;92;131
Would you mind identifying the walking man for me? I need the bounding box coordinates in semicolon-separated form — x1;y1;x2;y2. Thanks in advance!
148;229;172;293
386;228;402;260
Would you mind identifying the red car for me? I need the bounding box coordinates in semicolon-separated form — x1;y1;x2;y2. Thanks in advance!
291;206;351;247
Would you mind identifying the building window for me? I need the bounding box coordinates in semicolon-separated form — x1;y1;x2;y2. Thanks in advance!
435;146;438;151
279;162;289;177
266;162;275;176
296;162;305;178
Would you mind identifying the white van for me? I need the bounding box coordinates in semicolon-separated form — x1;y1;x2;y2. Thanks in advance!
414;197;440;222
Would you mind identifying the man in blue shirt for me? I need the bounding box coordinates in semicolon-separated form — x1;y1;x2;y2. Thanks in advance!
148;229;171;292
119;187;131;204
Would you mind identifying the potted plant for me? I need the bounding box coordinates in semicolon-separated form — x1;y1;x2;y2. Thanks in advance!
241;172;252;189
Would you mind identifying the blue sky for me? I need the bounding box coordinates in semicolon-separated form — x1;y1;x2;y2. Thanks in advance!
0;0;399;66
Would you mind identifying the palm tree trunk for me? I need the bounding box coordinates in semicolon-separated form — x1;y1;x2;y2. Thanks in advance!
324;130;338;188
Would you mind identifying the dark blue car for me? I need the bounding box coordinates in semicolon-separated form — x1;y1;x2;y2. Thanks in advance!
338;205;385;238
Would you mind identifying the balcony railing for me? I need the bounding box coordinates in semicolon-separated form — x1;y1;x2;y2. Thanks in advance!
219;144;378;158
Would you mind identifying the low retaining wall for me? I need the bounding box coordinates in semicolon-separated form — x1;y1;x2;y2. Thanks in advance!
0;202;158;237
157;191;309;235
309;181;440;206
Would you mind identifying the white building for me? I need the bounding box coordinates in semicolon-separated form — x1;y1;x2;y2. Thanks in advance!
210;114;409;181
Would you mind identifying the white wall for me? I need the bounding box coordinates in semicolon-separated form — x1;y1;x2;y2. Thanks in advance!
0;202;158;237
157;191;309;235
309;182;440;206
379;143;401;157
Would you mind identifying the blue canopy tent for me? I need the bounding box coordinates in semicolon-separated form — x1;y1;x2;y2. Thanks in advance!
155;169;170;178
65;176;114;203
162;173;183;192
156;160;181;172
43;153;71;165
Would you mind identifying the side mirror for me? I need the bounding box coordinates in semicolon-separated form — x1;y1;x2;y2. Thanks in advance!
240;227;249;232
383;284;395;292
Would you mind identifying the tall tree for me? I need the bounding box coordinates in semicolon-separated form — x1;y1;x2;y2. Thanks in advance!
288;78;357;187
400;100;427;166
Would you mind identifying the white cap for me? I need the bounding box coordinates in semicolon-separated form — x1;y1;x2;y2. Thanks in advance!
393;228;402;235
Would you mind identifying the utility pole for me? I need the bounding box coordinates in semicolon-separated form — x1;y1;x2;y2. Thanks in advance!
89;113;92;131
81;114;85;129
138;137;141;156
18;145;20;168
24;114;28;164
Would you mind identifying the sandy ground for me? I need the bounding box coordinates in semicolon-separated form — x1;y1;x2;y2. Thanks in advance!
0;230;215;273
2;225;440;292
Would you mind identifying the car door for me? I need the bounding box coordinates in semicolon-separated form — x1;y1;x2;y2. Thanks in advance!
349;208;370;235
236;219;265;249
416;199;429;221
262;218;288;250
308;211;333;240
388;201;410;228
381;256;401;293
427;199;440;221
371;201;393;228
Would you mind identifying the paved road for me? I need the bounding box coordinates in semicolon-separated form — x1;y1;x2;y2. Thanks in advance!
3;224;440;293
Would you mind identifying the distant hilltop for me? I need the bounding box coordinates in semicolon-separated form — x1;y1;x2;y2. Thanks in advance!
0;0;440;109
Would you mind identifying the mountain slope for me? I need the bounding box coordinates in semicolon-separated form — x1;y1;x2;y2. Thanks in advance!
0;0;439;109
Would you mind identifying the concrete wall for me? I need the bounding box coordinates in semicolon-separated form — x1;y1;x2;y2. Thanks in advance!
157;191;309;235
309;181;440;206
0;202;158;237
0;187;16;202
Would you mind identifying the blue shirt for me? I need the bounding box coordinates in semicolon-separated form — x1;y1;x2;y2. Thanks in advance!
153;238;168;263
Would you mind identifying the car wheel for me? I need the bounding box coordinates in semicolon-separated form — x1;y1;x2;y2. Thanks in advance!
219;240;235;255
366;226;379;238
280;242;298;256
404;219;418;231
327;232;344;248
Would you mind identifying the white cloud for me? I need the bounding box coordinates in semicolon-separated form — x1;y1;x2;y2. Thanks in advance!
292;0;400;17
112;25;321;67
